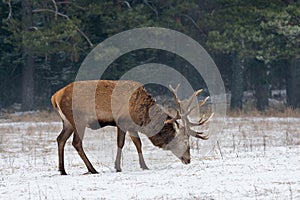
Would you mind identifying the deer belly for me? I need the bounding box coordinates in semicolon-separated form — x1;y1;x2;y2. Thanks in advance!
87;120;116;130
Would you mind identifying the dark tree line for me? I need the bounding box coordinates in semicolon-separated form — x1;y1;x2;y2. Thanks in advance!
0;0;299;112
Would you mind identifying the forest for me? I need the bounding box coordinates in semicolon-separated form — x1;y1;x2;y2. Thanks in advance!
0;0;299;112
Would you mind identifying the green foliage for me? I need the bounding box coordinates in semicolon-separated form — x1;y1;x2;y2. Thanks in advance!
205;0;299;63
4;18;80;55
260;3;300;60
1;0;299;109
0;0;200;108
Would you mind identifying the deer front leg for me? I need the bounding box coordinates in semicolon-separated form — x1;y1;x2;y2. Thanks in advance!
129;131;149;170
115;127;126;172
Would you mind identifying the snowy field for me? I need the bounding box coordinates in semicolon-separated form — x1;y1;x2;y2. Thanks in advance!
0;117;300;199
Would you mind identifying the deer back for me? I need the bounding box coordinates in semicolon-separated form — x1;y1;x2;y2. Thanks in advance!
52;80;156;129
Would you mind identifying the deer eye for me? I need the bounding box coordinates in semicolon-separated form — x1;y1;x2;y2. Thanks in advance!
184;139;189;146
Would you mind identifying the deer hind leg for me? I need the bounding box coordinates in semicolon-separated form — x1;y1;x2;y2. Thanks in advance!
115;127;126;172
129;131;149;170
72;125;98;174
57;122;73;175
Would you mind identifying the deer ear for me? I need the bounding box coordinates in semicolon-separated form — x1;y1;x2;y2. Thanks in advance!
172;121;180;133
164;119;173;124
164;118;179;128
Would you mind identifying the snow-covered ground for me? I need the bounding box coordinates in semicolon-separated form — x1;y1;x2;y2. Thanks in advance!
0;118;300;199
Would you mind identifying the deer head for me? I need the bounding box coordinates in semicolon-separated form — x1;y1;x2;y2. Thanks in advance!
163;84;214;164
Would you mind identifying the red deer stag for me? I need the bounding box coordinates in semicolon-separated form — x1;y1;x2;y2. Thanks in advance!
51;80;213;175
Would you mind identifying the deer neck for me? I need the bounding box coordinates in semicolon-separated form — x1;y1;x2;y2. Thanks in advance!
147;117;176;149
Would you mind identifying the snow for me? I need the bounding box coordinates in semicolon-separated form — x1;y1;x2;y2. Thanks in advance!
0;118;300;199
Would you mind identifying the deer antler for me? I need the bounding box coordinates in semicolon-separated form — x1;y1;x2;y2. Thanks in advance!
166;84;183;124
185;89;203;112
187;112;214;126
168;84;213;140
164;110;181;124
186;112;214;140
168;84;181;112
189;131;210;140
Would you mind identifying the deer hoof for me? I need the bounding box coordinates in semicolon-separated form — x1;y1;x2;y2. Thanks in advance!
83;171;99;175
60;171;68;175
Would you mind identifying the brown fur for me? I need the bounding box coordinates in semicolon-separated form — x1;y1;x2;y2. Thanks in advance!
148;117;177;148
52;80;159;128
52;80;176;174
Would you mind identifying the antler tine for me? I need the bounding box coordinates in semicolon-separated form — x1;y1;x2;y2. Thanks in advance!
188;112;214;126
198;112;214;125
186;89;203;111
169;84;181;112
164;110;181;124
188;126;209;140
187;113;213;140
184;96;210;117
164;84;182;124
192;132;209;140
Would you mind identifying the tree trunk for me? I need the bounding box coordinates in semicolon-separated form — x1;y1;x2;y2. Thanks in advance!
286;59;300;108
255;83;269;111
21;0;35;110
230;54;244;111
22;52;35;110
252;59;269;111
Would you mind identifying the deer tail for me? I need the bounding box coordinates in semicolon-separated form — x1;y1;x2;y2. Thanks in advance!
51;94;58;110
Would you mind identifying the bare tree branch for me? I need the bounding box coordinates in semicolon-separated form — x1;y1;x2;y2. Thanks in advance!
181;14;203;33
6;1;12;20
51;0;58;20
32;9;93;47
143;0;158;18
121;1;132;9
33;8;70;19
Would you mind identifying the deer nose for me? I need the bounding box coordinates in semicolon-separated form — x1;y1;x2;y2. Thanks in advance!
181;156;191;164
186;158;191;164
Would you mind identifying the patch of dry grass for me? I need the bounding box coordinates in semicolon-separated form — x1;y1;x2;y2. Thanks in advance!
228;107;300;118
2;111;59;122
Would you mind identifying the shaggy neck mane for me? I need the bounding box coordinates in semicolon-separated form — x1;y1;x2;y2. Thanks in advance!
148;116;176;148
129;88;177;149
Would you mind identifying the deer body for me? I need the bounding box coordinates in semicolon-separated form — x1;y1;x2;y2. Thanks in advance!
52;80;212;175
